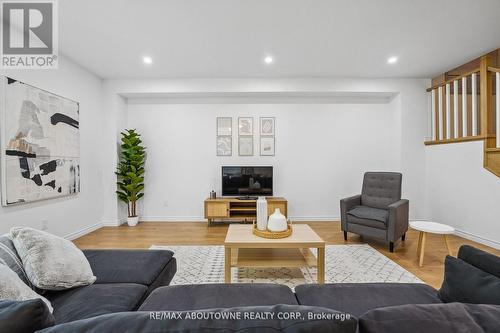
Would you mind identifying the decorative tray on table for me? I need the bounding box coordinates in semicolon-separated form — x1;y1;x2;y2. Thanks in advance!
252;220;293;239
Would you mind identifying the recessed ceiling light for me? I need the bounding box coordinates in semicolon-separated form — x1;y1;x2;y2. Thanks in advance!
387;56;398;64
143;56;153;65
264;56;274;64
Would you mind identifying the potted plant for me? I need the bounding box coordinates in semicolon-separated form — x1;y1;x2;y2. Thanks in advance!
116;129;146;226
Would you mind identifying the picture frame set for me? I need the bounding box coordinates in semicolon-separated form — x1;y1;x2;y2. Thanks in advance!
216;116;275;157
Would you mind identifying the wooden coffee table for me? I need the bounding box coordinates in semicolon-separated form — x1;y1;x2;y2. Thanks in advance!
224;224;326;283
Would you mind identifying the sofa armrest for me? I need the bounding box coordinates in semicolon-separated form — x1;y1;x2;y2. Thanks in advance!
387;199;409;241
340;195;361;230
83;249;174;285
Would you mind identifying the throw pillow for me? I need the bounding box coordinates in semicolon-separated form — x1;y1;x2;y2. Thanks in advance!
458;245;500;278
0;235;33;288
0;299;55;333
438;255;500;305
10;227;96;290
0;263;53;312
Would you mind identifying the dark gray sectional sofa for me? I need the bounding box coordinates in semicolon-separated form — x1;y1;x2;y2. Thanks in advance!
46;249;177;324
1;245;499;333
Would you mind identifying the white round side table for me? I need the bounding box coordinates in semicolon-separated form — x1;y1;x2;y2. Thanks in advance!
409;221;455;267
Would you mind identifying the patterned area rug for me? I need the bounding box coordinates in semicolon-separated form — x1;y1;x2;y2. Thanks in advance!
150;244;421;289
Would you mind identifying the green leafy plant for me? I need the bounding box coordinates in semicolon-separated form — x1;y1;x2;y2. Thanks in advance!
116;129;146;217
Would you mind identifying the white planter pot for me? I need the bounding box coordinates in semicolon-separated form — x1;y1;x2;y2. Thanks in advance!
127;216;139;227
267;208;287;232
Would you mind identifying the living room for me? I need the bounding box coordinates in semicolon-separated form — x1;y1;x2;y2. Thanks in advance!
0;1;499;332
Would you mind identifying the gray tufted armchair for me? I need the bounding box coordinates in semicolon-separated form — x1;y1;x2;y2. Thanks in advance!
340;172;408;252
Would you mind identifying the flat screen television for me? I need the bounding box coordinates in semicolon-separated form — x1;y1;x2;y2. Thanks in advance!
222;166;273;197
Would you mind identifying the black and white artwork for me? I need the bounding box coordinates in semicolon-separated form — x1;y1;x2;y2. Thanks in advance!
0;77;80;206
238;117;253;136
260;117;275;135
238;136;253;156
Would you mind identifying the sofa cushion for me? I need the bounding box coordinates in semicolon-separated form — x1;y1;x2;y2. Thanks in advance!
0;235;32;288
46;283;147;324
438;255;500;305
458;245;500;278
295;283;441;318
37;304;358;333
0;299;55;333
358;303;500;333
83;249;174;285
139;283;298;311
361;172;401;209
10;227;96;290
348;206;388;223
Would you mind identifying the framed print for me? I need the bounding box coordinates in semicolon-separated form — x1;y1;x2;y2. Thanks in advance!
238;136;253;156
0;76;80;206
217;136;232;156
260;117;275;136
216;117;232;136
260;136;275;156
238;117;253;136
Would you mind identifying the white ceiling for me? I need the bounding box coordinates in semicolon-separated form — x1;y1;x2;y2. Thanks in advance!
60;0;500;79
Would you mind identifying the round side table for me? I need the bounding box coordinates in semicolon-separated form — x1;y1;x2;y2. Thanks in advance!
409;221;455;267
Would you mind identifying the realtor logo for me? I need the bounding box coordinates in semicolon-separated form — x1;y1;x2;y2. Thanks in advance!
1;0;58;69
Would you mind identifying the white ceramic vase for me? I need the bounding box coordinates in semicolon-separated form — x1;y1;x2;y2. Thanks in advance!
256;197;268;231
267;208;287;232
127;216;139;227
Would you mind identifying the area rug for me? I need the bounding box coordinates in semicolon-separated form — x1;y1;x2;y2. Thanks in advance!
150;244;422;289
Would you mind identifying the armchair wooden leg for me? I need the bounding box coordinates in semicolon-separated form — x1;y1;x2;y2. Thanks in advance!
389;242;394;253
402;233;406;241
343;231;347;241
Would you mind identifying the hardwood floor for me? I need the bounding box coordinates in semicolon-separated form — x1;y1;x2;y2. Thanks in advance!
74;221;500;289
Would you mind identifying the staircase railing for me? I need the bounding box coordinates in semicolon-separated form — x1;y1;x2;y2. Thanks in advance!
426;69;482;144
425;53;500;177
490;67;500;148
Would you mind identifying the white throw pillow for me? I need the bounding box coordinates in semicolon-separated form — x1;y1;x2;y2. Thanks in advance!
0;263;53;312
10;227;96;290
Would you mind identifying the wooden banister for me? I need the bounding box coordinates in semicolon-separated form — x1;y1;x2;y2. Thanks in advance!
426;68;480;92
424;49;500;178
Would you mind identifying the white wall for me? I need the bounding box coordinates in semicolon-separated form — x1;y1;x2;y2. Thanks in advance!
101;78;429;224
0;56;105;239
425;141;500;248
127;102;401;220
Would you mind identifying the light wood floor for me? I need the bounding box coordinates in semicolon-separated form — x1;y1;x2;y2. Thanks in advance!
74;221;500;289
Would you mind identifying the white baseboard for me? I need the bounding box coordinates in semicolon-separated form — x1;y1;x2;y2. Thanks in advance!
101;219;126;227
140;216;206;222
454;229;500;250
64;222;102;240
290;216;339;222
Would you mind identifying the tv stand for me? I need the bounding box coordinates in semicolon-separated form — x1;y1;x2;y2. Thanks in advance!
237;196;258;200
204;197;287;226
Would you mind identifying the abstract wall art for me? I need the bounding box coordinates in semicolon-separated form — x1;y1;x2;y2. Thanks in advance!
260;117;275;135
238;117;253;136
216;136;232;156
0;77;80;206
260;136;275;156
238;136;253;156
